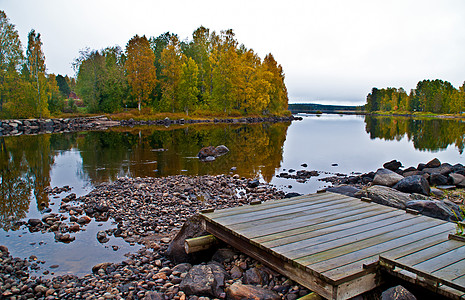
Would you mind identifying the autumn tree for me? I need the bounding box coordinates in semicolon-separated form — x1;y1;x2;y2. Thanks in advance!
0;10;24;115
125;35;157;111
159;35;183;112
178;57;199;115
26;29;49;118
262;53;288;114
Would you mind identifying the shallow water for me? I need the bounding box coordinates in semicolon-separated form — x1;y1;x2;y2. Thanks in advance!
0;114;463;276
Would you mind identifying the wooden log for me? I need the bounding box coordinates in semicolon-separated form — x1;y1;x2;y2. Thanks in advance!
184;235;218;254
297;292;323;300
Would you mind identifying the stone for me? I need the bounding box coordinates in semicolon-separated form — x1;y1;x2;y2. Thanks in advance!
429;173;449;186
166;215;211;264
76;216;91;224
406;200;461;222
383;160;402;171
34;285;48;294
423;164;453;176
359;185;412;209
211;248;237;263
97;230;110;243
284;192;302;198
393;175;430;196
173;263;192;274
243;267;269;286
381;285;417;300
92;262;112;273
180;264;227;297
326;185;361;197
215;145;229;156
144;291;165;300
449;173;465;187
28;219;43;227
226;282;280;300
430;187;445;198
425;158;441;168
372;168;404;187
248;179;260;188
230;265;243;279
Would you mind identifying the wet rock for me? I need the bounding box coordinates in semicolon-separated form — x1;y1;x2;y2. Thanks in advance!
215;145;229;156
54;232;75;243
76;216;91;224
381;285;417;300
248;179;260;188
92;262;112;273
406;200;462;222
393;175;430;196
226;282;280;300
97;230;110;243
284;192;302;198
383;160;402;171
28;219;43;227
372;168;404;187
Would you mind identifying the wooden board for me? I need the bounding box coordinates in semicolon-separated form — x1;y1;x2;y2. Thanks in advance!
200;192;461;300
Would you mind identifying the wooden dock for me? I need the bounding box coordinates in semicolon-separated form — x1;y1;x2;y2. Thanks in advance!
199;192;465;300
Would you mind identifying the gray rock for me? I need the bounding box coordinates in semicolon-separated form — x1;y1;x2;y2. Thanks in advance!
172;263;192;274
28;219;43;227
406;200;461;222
215;145;229;156
211;248;237;263
97;230;110;243
180;264;227;297
423;164;453;176
372;168;404;187
429;173;449;186
361;185;412;209
383;160;402;171
393;175;430;196
144;291;165;300
226;282;280;300
449;173;465;187
243;267;269;285
381;285;416;300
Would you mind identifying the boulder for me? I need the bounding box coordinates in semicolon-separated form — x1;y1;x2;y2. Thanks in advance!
166;215;212;264
359;185;412;209
381;285;417;300
28;219;43;227
383;160;402;171
180;263;229;297
372;168;404;187
243;267;269;286
423;163;453;176
326;185;361;197
215;145;229;156
198;145;229;160
226;282;281;300
143;291;165;300
449;173;465;187
211;248;237;263
429;173;449;186
393;175;430;196
198;146;217;159
406;200;461;222
425;158;441;168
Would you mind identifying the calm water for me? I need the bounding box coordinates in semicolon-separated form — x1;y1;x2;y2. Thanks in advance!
0;114;464;276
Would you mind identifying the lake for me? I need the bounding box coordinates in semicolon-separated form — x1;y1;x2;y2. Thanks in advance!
0;114;464;276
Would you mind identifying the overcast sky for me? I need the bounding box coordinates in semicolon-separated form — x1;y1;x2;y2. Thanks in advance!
2;0;465;105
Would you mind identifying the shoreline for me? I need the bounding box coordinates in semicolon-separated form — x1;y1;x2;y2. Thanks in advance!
0;115;299;137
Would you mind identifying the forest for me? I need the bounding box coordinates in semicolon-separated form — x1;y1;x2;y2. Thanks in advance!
0;10;288;119
365;79;465;114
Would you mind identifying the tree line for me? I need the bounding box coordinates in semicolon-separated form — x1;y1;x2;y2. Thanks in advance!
365;79;465;114
74;27;289;116
0;11;288;119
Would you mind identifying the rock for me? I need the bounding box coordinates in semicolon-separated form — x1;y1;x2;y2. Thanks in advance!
173;263;192;274
372;168;404;187
230;265;243;279
166;215;211;264
449;173;465;187
359;185;412;209
430;187;445;198
284;192;302;198
429;173;449;186
28;219;43;227
423;164;453;176
326;185;361;197
34;285;48;294
243;267;269;285
76;215;91;224
425;158;441;168
381;285;417;300
383;160;402;171
97;230;110;243
248;179;260;188
215;145;229;156
55;232;75;243
406;200;461;222
92;262;112;273
211;248;237;263
198;146;216;159
393;175;430;196
144;291;165;300
226;282;281;300
180;264;227;297
203;156;215;162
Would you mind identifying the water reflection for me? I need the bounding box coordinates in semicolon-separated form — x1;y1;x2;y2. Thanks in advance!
365;116;465;154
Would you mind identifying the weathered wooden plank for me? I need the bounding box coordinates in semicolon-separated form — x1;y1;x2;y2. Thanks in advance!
292;218;436;265
452;274;465;288
277;215;422;258
431;259;465;282
412;245;465;273
231;202;385;236
262;211;412;249
318;224;454;282
205;192;343;218
253;207;402;242
394;240;465;267
214;196;355;226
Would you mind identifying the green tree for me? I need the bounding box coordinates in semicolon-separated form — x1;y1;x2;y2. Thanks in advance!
55;74;71;98
159;35;183;112
125;35;157;111
178;57;199;115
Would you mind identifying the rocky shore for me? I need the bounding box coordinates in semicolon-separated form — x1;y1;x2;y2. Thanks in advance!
0;115;300;137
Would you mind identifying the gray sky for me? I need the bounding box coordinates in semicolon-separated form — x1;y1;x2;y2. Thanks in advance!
2;0;465;105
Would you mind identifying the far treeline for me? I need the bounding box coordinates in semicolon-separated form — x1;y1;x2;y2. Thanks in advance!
365;79;465;114
0;10;289;119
